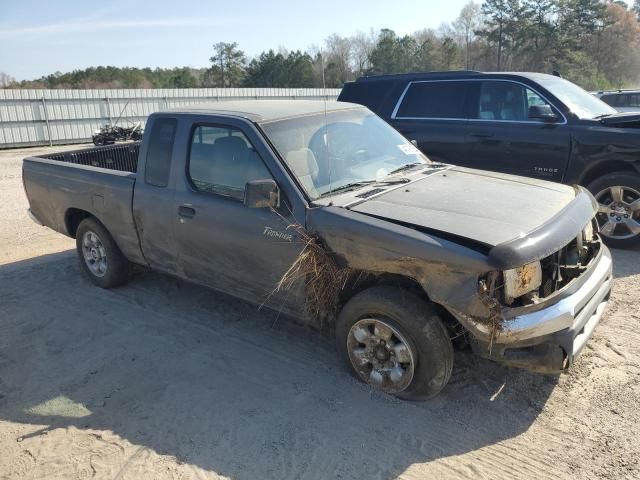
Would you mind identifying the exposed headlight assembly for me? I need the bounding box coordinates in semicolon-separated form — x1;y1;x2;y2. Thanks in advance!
503;261;542;304
583;220;595;241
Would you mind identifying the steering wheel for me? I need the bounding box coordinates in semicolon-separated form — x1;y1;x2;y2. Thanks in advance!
347;149;369;165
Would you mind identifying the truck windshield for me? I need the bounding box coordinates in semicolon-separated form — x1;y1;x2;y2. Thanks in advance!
536;76;617;120
261;109;429;200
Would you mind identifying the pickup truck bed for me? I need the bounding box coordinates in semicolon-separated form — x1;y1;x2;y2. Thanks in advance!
41;142;140;172
23;143;144;265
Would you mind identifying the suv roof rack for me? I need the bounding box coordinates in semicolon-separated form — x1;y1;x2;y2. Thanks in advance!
355;70;482;82
596;89;640;94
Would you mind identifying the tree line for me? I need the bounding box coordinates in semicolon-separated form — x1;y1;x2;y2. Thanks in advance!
4;0;640;91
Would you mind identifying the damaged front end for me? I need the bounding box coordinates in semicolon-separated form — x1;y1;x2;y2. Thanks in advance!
459;190;613;373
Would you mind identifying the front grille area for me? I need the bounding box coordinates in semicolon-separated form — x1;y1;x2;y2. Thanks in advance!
502;219;600;307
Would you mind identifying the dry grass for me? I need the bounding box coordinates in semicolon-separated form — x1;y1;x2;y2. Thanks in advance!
272;223;351;330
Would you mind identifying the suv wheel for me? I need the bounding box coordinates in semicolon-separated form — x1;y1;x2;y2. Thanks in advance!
588;173;640;248
336;286;453;400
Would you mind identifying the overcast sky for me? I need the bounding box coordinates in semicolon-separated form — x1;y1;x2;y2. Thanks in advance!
0;0;475;80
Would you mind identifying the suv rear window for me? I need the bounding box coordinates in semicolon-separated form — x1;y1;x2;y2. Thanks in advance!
394;81;470;119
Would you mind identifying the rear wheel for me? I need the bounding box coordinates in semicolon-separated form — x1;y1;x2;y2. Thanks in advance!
76;218;129;288
336;286;453;400
588;173;640;248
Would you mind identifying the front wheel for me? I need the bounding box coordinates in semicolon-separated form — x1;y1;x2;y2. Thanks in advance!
587;173;640;248
76;218;130;288
336;286;453;400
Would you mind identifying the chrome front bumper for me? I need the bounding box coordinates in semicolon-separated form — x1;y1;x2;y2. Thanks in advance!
499;245;612;344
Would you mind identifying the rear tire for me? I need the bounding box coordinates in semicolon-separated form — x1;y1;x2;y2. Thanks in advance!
76;218;129;288
587;172;640;248
336;286;453;400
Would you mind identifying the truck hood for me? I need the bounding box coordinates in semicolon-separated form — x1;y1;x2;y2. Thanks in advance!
599;112;640;128
349;167;579;248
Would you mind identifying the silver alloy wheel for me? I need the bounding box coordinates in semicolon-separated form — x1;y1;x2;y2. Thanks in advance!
595;186;640;240
81;230;108;277
346;318;415;394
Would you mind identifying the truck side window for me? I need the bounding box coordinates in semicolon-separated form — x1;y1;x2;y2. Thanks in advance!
188;125;272;202
395;81;470;119
144;117;177;187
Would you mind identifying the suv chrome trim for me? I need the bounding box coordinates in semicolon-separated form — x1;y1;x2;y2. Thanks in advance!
390;78;568;125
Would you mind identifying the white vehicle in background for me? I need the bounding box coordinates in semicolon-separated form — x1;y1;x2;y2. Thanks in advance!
593;90;640;113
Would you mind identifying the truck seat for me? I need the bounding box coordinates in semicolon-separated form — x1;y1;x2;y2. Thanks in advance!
286;148;319;198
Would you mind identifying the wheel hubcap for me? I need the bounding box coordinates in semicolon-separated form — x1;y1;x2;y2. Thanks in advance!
595;186;640;240
82;231;108;277
346;318;415;394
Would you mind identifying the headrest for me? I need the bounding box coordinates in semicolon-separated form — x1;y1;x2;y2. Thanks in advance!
214;135;247;150
286;148;319;178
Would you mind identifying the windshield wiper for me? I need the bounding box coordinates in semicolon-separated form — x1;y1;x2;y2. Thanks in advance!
319;178;409;198
594;113;613;119
387;162;424;175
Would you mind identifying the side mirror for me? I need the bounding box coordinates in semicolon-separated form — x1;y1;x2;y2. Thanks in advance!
244;179;280;209
528;104;559;122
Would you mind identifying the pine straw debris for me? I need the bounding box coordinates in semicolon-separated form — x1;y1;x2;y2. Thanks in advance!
271;223;351;330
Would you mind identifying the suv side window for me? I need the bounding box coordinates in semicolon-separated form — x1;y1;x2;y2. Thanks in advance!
477;81;555;122
188;125;272;202
600;94;619;107
144;117;177;187
625;93;640;108
394;81;471;119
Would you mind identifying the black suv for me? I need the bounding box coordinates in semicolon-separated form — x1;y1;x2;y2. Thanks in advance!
339;71;640;247
593;90;640;113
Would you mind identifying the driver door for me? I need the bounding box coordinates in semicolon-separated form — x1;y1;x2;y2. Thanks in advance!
172;121;304;312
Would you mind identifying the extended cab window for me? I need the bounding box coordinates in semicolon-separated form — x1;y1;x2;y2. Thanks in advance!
395;81;470;119
188;125;271;201
145;117;177;187
476;81;555;121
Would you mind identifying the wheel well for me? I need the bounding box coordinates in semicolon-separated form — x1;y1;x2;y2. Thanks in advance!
339;271;428;306
64;209;93;238
579;161;640;187
338;271;467;346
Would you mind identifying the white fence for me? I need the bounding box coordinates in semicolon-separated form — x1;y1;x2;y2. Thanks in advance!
0;88;342;149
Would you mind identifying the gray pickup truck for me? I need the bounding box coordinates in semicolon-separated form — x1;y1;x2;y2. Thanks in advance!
23;100;612;399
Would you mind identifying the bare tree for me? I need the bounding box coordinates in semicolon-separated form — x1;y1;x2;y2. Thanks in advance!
324;34;353;85
351;29;377;76
0;72;16;88
453;2;483;69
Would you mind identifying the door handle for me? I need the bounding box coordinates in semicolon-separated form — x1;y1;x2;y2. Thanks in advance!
178;205;196;218
471;133;494;139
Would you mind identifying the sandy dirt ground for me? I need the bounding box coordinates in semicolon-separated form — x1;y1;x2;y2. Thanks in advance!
1;145;639;480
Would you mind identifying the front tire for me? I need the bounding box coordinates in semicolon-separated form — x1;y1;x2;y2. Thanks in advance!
587;172;640;248
336;286;453;400
76;218;129;288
